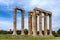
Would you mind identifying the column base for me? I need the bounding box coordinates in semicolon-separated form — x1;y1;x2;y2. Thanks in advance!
28;33;32;36
48;34;54;37
44;34;54;38
33;34;37;37
44;35;48;37
39;34;43;37
12;33;17;36
21;33;25;35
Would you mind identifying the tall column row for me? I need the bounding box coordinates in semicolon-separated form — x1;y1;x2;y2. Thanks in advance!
13;7;53;37
28;10;53;37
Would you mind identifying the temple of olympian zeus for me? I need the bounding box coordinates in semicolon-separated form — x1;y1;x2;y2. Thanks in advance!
13;6;53;37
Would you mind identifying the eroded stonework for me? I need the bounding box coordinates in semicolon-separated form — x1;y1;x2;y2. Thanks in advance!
13;6;24;36
13;7;53;37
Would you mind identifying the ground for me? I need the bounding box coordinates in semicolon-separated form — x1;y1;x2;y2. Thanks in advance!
0;34;60;40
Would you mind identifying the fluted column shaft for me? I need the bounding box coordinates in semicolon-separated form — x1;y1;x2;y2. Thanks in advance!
49;14;53;36
21;10;24;35
33;10;37;36
28;13;32;35
13;8;17;36
44;13;47;36
39;12;43;36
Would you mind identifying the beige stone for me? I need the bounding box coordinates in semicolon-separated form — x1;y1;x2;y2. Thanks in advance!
49;14;53;37
13;7;53;37
33;10;37;36
44;13;47;37
28;12;32;35
21;11;24;35
13;7;25;36
13;8;17;36
39;11;43;37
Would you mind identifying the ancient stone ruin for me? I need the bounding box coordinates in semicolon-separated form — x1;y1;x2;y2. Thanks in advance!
13;6;24;35
13;6;53;37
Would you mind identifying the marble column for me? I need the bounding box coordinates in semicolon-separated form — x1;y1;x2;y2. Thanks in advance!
21;10;24;35
28;13;32;35
49;14;53;36
13;8;17;36
33;10;37;36
39;12;43;37
44;13;47;37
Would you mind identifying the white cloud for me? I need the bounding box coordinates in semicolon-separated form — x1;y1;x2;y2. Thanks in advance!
0;0;14;6
0;0;60;31
0;20;13;31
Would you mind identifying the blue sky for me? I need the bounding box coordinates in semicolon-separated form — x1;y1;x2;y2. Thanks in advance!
0;0;60;31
